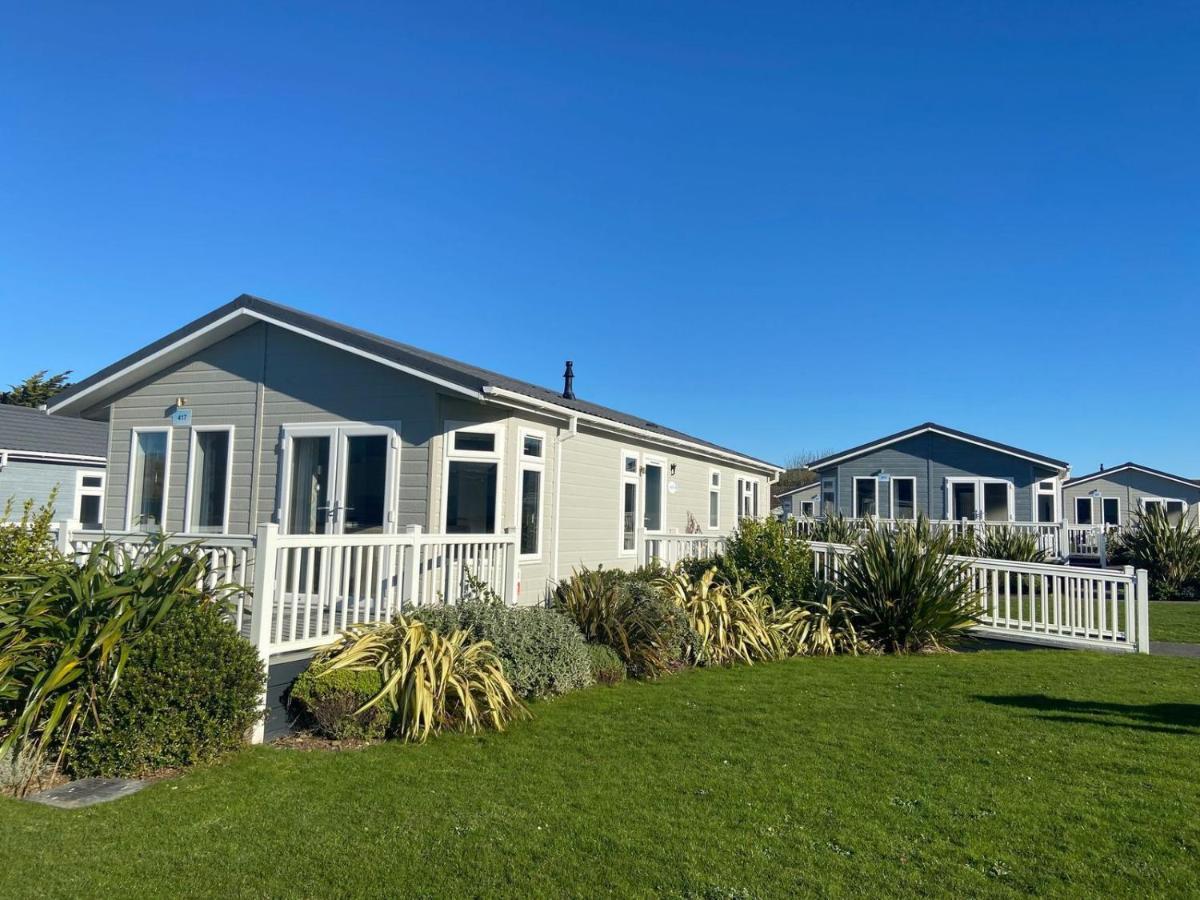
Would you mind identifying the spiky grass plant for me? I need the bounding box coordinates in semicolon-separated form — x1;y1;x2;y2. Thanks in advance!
971;526;1048;563
807;513;866;545
551;567;678;677
1110;508;1200;600
775;584;865;657
835;522;980;653
656;568;776;666
0;538;228;794
317;616;525;742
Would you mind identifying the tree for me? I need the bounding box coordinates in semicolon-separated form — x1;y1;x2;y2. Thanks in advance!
772;449;834;500
0;370;73;408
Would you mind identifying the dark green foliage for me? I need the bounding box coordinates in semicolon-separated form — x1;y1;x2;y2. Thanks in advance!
552;566;693;678
806;512;865;545
719;517;813;606
1111;509;1200;600
72;602;264;776
0;370;72;407
406;596;592;700
289;665;386;741
971;526;1048;563
836;523;980;653
586;643;626;685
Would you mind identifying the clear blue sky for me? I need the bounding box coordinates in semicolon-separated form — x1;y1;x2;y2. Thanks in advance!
2;2;1197;474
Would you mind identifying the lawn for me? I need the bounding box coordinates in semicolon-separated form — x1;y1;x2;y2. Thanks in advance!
2;650;1198;898
1151;601;1200;643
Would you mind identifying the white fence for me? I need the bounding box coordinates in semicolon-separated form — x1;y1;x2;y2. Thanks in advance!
643;532;728;568
809;540;1150;654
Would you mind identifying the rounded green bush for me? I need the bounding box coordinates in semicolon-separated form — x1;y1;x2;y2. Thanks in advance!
587;643;626;685
289;665;386;740
72;602;264;777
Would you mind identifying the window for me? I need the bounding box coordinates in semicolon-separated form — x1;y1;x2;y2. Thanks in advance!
947;478;1013;522
982;482;1009;522
74;470;104;528
128;429;169;531
1036;480;1057;523
444;422;503;534
1142;497;1186;525
708;470;721;529
821;478;835;516
737;478;760;520
186;427;233;533
891;477;916;520
1102;497;1120;526
1075;496;1093;525
853;477;877;518
619;451;639;555
643;458;665;531
799;500;815;517
517;429;545;558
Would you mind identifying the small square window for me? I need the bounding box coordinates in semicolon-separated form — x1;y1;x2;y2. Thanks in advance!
624;456;638;474
711;472;720;487
82;475;103;488
522;435;543;458
454;431;496;453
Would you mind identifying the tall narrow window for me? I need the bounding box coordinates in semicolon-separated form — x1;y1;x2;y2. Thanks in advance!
982;482;1010;522
518;430;544;558
891;477;916;520
708;470;720;529
1036;480;1057;523
130;430;169;531
644;460;664;531
821;478;836;516
736;478;759;520
1075;496;1093;525
444;422;503;534
188;429;232;533
619;451;638;554
1102;497;1120;526
854;477;877;518
75;472;104;528
752;481;759;517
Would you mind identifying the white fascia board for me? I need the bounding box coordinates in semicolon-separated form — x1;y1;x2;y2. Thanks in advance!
1066;464;1199;491
810;426;1067;472
481;386;782;476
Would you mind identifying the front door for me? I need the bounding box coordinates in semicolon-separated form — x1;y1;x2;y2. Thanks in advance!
951;481;977;521
281;424;398;535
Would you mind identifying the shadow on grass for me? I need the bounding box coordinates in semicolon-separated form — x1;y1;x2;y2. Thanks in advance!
974;694;1200;735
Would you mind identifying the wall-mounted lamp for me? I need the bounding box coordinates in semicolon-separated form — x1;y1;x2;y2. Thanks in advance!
669;464;677;477
175;397;188;408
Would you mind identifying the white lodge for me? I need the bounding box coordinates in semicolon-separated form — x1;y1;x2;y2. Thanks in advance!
50;294;781;607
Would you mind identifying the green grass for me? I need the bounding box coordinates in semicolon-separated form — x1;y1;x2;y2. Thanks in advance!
2;650;1199;897
1151;601;1200;643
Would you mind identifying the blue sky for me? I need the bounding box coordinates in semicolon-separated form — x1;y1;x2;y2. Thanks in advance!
2;2;1197;474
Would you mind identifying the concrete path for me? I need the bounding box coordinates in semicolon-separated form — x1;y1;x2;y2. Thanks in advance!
1151;641;1200;659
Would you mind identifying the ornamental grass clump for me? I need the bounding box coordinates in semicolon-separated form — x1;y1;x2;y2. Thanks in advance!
316;616;525;743
836;522;980;653
770;584;865;657
657;568;777;666
972;526;1048;563
1110;508;1200;600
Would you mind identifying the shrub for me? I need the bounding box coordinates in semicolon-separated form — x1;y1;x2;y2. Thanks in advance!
0;494;58;577
836;523;980;653
290;665;386;741
407;595;592;700
969;525;1048;563
587;643;626;685
716;517;813;607
807;513;865;545
1111;509;1200;600
657;568;777;666
316;616;525;742
0;538;232;794
552;567;691;678
769;583;864;657
72;602;264;776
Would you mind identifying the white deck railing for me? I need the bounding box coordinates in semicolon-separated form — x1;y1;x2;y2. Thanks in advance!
642;532;728;567
792;518;1066;558
1065;524;1121;561
808;540;1150;653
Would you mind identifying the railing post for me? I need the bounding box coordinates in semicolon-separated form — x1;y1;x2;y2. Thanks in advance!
403;525;422;609
1056;523;1068;560
248;523;279;745
503;527;519;606
1097;530;1107;568
55;518;78;556
1133;566;1150;654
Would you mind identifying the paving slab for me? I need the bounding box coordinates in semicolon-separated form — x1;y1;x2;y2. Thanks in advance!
26;777;146;809
1150;641;1200;659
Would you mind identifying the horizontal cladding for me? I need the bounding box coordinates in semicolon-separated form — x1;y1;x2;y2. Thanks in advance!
0;459;84;522
1062;472;1200;524
833;433;1058;520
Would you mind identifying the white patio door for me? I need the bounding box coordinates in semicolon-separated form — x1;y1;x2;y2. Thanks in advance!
947;478;1013;522
280;424;400;535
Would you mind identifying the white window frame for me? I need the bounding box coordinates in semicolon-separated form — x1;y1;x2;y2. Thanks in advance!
799;499;815;518
125;426;172;532
853;476;879;519
279;421;401;535
821;477;836;516
945;477;1014;522
708;468;721;530
184;425;235;535
1101;496;1121;527
1140;496;1187;520
1035;479;1059;524
74;469;105;527
889;476;917;521
736;477;760;520
442;420;505;536
618;449;640;557
642;454;668;533
1075;496;1094;525
515;427;546;561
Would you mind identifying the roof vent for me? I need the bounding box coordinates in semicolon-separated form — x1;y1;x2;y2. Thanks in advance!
1100;463;1105;472
562;360;575;400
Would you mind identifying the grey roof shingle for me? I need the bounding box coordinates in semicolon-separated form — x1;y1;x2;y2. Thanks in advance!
0;403;107;459
52;294;780;470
